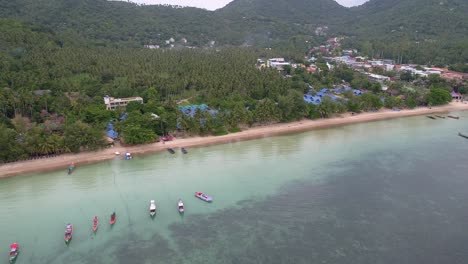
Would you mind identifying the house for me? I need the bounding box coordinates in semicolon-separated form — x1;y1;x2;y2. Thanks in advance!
104;96;143;110
33;90;51;96
451;91;462;100
267;58;291;70
144;45;160;49
353;89;363;96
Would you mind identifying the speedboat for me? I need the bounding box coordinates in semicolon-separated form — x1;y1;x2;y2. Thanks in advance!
64;224;73;244
93;216;98;232
195;192;213;202
149;200;157;217
9;243;19;263
110;212;116;225
124;152;132;160
178;199;185;213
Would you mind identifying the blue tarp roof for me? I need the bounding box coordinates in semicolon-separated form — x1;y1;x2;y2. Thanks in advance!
120;112;128;121
179;104;216;118
107;129;118;139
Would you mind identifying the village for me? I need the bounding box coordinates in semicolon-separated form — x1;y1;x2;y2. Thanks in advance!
257;37;467;106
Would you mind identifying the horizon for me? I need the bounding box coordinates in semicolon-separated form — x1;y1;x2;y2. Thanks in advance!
127;0;370;10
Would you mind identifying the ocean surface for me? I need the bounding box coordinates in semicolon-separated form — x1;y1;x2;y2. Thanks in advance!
1;112;468;264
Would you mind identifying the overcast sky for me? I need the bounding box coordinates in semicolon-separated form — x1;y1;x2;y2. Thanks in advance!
130;0;369;10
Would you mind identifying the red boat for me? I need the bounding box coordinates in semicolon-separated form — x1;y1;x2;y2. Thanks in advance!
64;224;73;244
110;212;116;225
93;216;98;232
162;135;174;141
9;243;19;263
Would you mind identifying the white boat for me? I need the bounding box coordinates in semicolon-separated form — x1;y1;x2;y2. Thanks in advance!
178;199;185;213
149;200;156;216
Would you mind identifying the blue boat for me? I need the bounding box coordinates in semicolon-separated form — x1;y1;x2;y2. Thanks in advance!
195;192;213;202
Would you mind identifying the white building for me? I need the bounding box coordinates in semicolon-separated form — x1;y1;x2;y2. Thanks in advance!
104;96;143;110
267;58;291;69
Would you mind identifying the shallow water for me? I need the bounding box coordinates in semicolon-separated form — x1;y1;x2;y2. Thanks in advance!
1;112;468;263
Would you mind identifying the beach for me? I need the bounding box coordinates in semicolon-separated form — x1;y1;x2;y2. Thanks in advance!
1;102;467;178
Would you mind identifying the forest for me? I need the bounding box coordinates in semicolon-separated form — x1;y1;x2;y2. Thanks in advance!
0;18;461;163
0;0;467;64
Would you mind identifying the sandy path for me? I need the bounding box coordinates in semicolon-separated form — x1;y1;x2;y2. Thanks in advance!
1;102;467;178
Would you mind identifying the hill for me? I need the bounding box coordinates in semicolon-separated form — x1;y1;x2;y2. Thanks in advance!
0;0;467;63
341;0;468;64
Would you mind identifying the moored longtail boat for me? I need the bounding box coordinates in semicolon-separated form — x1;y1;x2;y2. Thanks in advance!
64;224;73;244
195;192;213;203
459;132;468;139
435;115;445;119
110;212;116;225
167;148;175;154
448;115;460;120
93;216;98;232
9;243;19;263
67;163;75;175
426;116;436;120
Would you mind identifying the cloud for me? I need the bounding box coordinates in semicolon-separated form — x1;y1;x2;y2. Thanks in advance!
336;0;369;7
131;0;232;10
129;0;369;10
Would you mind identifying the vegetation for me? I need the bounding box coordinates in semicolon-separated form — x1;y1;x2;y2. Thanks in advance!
0;0;466;163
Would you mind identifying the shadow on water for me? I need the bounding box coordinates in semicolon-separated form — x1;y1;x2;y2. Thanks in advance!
56;143;468;264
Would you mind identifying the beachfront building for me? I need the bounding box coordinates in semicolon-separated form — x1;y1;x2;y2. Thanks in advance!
104;95;143;110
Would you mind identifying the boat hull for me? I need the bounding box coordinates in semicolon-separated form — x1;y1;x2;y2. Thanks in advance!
195;192;213;202
64;225;73;244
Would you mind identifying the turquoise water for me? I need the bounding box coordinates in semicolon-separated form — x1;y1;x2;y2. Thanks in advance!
1;112;468;263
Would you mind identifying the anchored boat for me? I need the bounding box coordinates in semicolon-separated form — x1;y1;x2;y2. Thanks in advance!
195;192;213;203
64;224;73;244
448;115;460;120
110;212;116;225
426;116;436;120
93;216;98;232
9;243;19;263
167;148;175;154
181;148;188;154
67;163;75;175
149;200;157;217
178;199;185;213
459;132;468;139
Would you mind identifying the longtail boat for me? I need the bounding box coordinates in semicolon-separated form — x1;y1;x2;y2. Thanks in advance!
167;148;175;154
435;115;445;119
448;115;460;120
9;243;19;263
426;116;436;120
195;192;213;203
64;224;73;244
93;216;98;232
459;132;468;139
67;163;75;175
110;212;116;225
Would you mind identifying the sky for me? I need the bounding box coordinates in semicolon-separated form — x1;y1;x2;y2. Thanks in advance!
130;0;370;10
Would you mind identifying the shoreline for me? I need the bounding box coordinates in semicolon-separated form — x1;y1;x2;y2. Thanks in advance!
1;102;467;178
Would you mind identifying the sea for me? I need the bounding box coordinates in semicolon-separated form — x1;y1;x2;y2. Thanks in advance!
1;112;468;264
